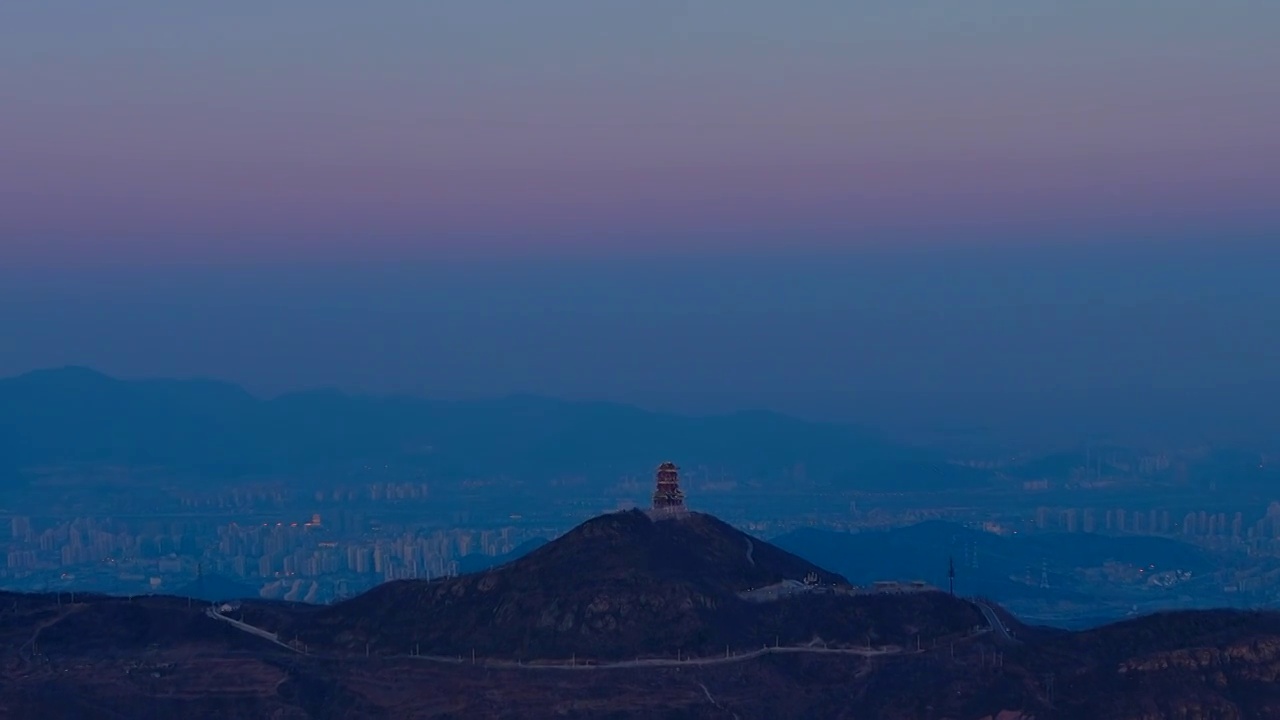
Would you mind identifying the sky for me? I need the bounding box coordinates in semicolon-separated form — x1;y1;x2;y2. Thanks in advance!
2;1;1279;444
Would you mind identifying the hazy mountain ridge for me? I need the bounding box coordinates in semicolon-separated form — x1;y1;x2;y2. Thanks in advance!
773;521;1213;582
0;366;979;490
772;521;1218;628
455;537;549;575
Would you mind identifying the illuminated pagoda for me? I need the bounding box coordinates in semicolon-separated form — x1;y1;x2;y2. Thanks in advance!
651;461;686;514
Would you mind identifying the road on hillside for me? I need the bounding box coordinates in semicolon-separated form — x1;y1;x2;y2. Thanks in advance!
975;601;1020;645
206;607;301;653
409;643;912;671
207;602;996;669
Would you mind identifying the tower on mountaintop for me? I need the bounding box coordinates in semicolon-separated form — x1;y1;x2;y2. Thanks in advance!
651;462;686;514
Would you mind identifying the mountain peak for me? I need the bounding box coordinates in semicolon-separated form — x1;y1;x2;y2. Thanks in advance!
7;365;116;386
526;508;846;595
243;508;987;662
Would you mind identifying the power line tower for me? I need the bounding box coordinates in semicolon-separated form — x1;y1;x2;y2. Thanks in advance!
948;556;956;596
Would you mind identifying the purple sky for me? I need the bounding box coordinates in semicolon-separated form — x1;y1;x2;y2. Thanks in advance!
2;3;1279;446
3;1;1278;263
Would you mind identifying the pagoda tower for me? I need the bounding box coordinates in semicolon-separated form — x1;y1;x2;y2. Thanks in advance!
652;462;686;513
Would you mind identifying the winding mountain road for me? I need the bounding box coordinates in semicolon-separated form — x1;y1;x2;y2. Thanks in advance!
975;602;1020;645
205;607;301;653
414;643;913;671
205;605;949;669
205;597;1008;669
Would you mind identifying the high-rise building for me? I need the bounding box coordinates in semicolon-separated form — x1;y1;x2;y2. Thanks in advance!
10;516;31;540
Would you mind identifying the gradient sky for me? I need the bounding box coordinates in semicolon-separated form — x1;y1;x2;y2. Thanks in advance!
3;0;1279;259
2;2;1279;444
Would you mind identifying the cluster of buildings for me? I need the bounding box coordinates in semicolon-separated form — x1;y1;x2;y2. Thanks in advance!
174;482;437;511
2;511;551;602
1;462;706;602
1031;506;1178;535
1023;502;1280;560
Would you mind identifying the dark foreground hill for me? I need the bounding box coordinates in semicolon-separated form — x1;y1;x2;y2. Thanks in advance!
11;594;1280;717
10;511;1280;718
248;509;982;660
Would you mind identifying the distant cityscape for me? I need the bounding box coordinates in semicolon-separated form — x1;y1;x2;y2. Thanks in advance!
5;441;1280;622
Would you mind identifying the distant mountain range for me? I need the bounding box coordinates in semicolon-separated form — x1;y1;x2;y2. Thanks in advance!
455;538;550;575
772;520;1217;626
0;366;982;491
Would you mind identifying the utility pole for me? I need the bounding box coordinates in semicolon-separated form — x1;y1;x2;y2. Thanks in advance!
948;555;956;596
